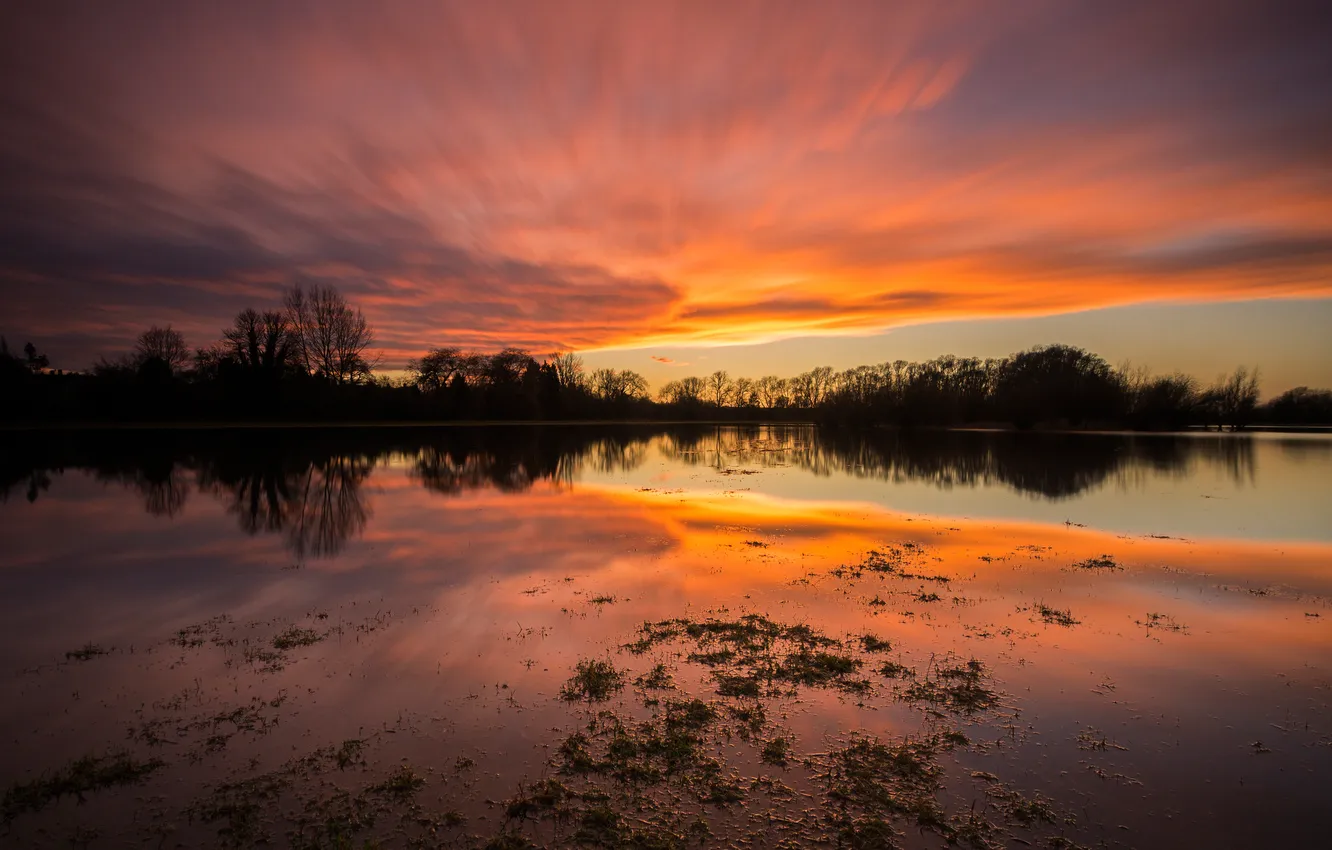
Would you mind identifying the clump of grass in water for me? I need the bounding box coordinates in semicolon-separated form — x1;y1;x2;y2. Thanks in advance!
193;742;463;848
3;752;164;821
761;736;792;766
64;643;108;661
502;773;707;848
877;660;913;679
859;634;892;653
1073;554;1120;571
728;701;767;736
900;658;997;713
551;696;749;817
1136;612;1187;633
588;595;617;605
777;650;865;690
634;663;675;690
818;731;1062;846
1077;728;1129;752
821;734;949;842
1034;603;1079;626
625;614;872;697
832;545;950;582
272;627;322;651
367;765;425;802
498;658;1048;848
172;615;231;648
334;738;365;769
561;659;627;702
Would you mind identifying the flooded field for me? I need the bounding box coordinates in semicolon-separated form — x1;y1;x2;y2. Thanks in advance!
1;425;1329;849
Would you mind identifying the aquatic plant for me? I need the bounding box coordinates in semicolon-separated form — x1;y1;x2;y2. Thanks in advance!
561;659;627;702
3;752;164;822
1034;603;1080;626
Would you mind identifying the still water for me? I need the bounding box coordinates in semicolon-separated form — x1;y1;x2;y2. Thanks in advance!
1;425;1329;848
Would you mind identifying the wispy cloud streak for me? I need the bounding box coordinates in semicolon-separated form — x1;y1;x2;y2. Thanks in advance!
1;1;1329;366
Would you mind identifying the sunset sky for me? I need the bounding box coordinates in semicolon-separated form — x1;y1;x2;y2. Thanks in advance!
2;1;1330;392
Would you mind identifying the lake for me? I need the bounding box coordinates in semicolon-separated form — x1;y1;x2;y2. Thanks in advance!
1;425;1330;848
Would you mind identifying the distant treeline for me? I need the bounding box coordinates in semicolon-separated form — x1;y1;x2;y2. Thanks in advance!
3;283;1330;428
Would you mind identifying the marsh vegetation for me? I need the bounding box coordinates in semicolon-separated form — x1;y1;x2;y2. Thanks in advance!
1;425;1329;848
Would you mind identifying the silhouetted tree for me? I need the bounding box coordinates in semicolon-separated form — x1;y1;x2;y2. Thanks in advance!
23;341;50;371
591;368;649;403
994;345;1124;427
1123;369;1197;430
485;348;536;386
1203;367;1261;430
409;347;466;394
134;325;190;373
706;370;732;407
222;308;294;377
1264;387;1332;425
732;376;756;408
551;351;587;391
284;283;376;384
659;376;706;405
756;376;787;409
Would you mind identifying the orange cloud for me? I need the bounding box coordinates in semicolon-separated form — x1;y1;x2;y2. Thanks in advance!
2;2;1329;366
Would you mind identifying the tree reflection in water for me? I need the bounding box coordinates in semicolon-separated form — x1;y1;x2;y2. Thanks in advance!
198;451;375;559
1;425;1314;556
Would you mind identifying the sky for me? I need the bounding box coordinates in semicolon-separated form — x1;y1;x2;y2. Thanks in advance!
2;1;1330;393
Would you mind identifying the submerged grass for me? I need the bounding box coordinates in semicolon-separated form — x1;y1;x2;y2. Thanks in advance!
272;627;323;651
899;658;998;713
561;659;627;702
634;663;675;690
832;545;950;583
191;741;461;848
3;752;164;822
1072;555;1120;571
64;643;108;661
1136;612;1187;633
625;614;872;697
858;634;892;653
1035;603;1080;627
760;736;792;766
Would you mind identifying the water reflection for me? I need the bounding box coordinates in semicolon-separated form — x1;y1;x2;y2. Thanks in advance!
1;426;1328;557
1;427;1330;849
198;452;375;559
670;426;1261;497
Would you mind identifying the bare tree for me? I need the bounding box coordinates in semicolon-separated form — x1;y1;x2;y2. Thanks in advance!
706;370;732;407
550;351;587;390
223;308;293;375
135;325;189;372
1206;366;1261;430
659;376;707;405
591;368;649;402
732;376;755;408
756;375;787;408
284;284;376;384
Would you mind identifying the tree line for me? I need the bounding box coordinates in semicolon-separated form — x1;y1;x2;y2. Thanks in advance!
2;283;1329;427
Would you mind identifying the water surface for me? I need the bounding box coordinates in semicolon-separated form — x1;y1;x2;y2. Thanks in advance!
1;426;1329;848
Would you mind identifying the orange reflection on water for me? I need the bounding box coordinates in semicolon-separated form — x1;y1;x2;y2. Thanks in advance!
2;449;1331;849
345;478;1331;703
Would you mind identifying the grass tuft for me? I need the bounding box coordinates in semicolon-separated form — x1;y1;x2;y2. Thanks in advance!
3;752;164;822
561;659;627;702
